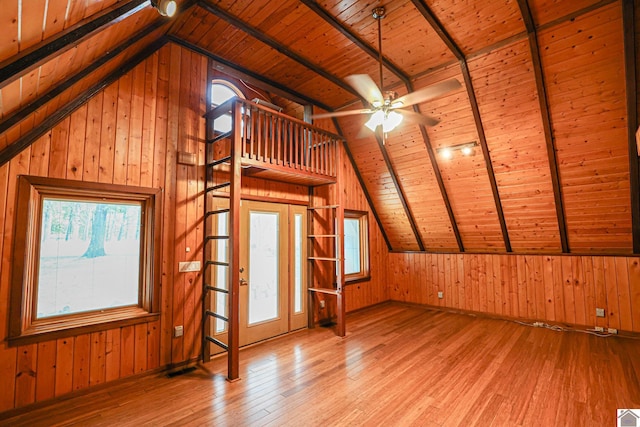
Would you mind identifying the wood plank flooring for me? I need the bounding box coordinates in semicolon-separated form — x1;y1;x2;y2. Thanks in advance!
2;302;640;426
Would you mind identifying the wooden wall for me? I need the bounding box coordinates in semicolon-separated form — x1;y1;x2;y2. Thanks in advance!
388;252;640;333
0;42;389;414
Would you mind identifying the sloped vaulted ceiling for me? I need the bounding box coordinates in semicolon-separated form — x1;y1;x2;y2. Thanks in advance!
0;0;638;255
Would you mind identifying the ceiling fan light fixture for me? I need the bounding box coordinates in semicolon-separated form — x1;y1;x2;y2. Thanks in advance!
383;110;403;133
365;110;385;131
151;0;177;17
437;141;479;159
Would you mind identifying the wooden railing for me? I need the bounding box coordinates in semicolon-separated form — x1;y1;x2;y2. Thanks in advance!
205;99;340;181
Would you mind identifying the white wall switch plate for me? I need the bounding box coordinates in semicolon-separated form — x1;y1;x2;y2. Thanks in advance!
595;308;605;317
179;261;201;272
438;291;443;299
174;325;183;338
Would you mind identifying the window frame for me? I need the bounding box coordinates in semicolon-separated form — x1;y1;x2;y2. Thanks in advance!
343;210;370;283
8;176;162;346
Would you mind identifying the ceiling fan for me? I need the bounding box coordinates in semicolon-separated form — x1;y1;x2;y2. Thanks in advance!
313;6;461;134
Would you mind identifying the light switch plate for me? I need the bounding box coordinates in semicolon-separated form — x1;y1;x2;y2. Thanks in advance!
595;308;605;317
179;261;201;272
438;291;443;299
174;325;183;338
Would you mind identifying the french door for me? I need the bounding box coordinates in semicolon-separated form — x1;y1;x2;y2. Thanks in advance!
208;199;307;351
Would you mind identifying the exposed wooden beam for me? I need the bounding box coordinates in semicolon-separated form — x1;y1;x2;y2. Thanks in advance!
0;0;150;91
537;0;617;32
298;0;410;86
411;0;512;252
517;0;570;253
374;130;425;251
197;0;361;100
303;0;462;251
167;35;334;112
0;38;168;168
0;19;168;137
410;99;464;252
331;118;393;251
622;0;640;253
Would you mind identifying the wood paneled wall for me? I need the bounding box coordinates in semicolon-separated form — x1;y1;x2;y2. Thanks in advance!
0;42;389;414
388;252;640;333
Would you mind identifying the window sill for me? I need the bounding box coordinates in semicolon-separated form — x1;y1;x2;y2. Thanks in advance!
345;275;371;285
7;308;159;347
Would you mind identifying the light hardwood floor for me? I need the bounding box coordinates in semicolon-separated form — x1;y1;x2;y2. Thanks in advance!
3;302;640;426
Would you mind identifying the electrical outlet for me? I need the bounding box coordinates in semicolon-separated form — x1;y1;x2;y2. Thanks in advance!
595;326;605;332
533;322;544;327
174;325;184;338
607;328;618;334
595;308;605;318
319;300;326;309
437;291;443;299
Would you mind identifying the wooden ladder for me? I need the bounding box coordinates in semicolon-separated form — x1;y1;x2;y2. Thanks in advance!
307;200;346;337
202;102;242;381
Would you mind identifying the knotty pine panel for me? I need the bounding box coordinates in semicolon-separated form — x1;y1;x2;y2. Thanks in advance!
422;0;525;55
310;0;455;75
383;126;459;250
468;38;561;252
528;0;604;27
0;27;167;153
172;8;356;109
538;2;632;253
0;43;208;413
338;115;420;250
388;252;640;333
415;64;506;251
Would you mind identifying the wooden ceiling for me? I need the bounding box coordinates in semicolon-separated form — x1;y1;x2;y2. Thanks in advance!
0;0;638;255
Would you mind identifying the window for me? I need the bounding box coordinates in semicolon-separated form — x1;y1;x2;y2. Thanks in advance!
9;176;161;345
343;210;370;282
210;79;244;133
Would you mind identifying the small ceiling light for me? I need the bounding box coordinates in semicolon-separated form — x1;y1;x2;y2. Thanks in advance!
151;0;177;17
437;141;478;160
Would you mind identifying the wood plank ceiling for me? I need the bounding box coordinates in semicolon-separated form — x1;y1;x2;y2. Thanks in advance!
0;0;638;255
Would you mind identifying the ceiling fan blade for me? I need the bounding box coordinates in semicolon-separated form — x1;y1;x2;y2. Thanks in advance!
398;109;440;127
312;108;372;119
393;79;462;108
345;74;384;106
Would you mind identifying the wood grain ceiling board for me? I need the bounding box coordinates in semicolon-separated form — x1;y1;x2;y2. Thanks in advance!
339;115;420;250
468;38;562;252
539;2;632;253
314;0;456;77
0;7;160;122
383;126;459;251
196;1;399;99
172;6;357;109
422;0;525;55
0;27;166;152
0;0;127;64
528;0;605;27
415;63;506;252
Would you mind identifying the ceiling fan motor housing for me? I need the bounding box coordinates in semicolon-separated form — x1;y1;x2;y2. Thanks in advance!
372;6;386;19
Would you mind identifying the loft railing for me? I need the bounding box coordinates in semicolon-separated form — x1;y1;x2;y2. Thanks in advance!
205;98;340;180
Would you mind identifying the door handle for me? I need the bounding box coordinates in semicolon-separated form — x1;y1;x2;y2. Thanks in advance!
239;278;248;286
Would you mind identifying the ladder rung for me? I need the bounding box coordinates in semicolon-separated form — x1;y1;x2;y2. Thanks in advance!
207;156;232;168
206;310;228;322
308;205;339;210
308;234;338;238
205;208;230;218
207;131;231;144
308;287;340;295
205;335;228;351
205;285;229;294
205;235;230;241
205;182;231;193
308;257;339;261
206;260;229;267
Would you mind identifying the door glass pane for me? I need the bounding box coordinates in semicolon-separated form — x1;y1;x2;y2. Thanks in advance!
248;212;279;324
215;212;229;333
344;218;361;275
294;214;303;313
